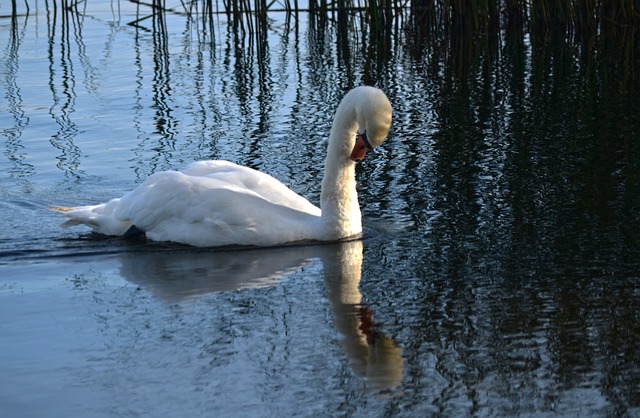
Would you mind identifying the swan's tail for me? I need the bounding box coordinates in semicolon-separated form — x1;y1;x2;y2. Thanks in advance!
50;205;75;214
50;201;132;235
50;206;86;227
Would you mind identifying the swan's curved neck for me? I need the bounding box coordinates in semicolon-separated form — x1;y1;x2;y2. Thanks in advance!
319;99;362;240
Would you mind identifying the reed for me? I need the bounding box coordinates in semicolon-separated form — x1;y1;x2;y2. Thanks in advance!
410;0;638;36
13;0;638;35
11;0;638;66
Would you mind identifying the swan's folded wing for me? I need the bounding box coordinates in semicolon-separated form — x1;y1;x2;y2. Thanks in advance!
181;160;321;216
114;170;320;247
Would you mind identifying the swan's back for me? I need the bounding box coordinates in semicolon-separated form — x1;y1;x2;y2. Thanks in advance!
62;161;321;247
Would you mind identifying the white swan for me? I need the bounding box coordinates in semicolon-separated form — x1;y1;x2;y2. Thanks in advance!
55;86;392;247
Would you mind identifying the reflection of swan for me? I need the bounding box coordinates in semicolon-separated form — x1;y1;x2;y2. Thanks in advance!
118;246;317;300
322;240;404;391
55;86;392;247
118;240;403;390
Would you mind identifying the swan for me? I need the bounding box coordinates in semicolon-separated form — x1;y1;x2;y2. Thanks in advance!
54;86;392;247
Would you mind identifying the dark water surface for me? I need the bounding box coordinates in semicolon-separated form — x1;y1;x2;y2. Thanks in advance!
2;1;640;417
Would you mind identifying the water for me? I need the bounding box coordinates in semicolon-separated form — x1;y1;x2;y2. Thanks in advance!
2;1;640;417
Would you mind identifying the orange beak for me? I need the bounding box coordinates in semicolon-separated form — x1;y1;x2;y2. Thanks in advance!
349;133;371;163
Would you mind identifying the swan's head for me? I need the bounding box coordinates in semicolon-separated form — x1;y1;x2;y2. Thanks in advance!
349;86;393;162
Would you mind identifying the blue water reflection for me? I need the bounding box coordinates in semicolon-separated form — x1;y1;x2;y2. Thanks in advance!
2;1;640;417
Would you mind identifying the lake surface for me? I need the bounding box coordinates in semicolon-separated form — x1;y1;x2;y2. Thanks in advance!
2;1;640;417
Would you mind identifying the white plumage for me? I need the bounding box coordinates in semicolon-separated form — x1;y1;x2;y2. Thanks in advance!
55;86;393;247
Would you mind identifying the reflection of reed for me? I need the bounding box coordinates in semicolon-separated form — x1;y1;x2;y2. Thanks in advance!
47;0;83;178
149;6;177;167
127;2;181;176
3;9;34;181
